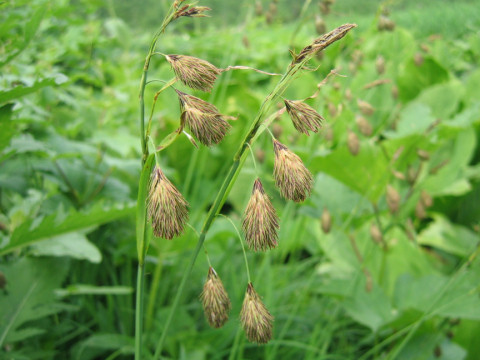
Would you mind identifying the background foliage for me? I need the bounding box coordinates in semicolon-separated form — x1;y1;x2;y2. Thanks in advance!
1;0;479;359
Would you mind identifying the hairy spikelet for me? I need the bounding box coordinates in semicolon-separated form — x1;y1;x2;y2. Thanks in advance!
242;179;279;251
176;90;231;146
200;267;231;328
240;283;273;344
147;166;189;239
166;55;220;92
273;139;313;202
284;99;324;135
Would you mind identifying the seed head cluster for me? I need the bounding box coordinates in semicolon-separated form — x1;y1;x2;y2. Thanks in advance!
147;166;189;239
284;99;324;135
176;90;231;146
166;54;220;92
242;179;279;251
200;267;231;328
240;283;274;344
273;139;313;202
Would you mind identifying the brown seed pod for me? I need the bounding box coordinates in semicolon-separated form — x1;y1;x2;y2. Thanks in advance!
414;53;424;66
255;148;266;164
200;267;231;328
321;207;332;234
407;165;419;185
386;185;400;214
255;0;263;16
242;179;280;252
345;88;353;101
324;126;334;141
347;130;360;156
272;122;283;138
328;103;337;117
240;283;274;344
391;85;399;100
148;166;189;239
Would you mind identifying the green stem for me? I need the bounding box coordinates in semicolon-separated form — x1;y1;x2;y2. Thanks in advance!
135;263;145;360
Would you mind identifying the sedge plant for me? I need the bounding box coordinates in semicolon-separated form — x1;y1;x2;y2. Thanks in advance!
135;1;356;358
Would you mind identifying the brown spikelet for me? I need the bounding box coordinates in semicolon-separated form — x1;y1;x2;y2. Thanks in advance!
356;116;373;136
242;179;279;251
273;139;313;202
386;185;400;214
148;166;189;239
357;99;375;116
370;223;383;245
166;55;220;92
376;55;386;74
240;283;274;344
420;190;433;208
176;90;231;146
284;99;324;135
347;130;360;155
200;267;231;328
175;5;211;19
321;207;332;234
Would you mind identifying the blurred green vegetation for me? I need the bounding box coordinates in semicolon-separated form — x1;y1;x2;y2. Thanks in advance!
1;0;480;359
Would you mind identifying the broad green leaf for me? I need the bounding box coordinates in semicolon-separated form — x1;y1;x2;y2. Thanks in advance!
30;232;102;263
0;75;68;104
416;80;464;119
0;257;69;345
417;214;478;257
384;102;436;139
1;202;135;256
394;270;480;320
310;142;389;202
343;281;396;333
397;57;449;102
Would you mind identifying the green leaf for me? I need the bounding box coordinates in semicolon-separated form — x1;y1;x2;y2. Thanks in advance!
0;7;47;67
0;103;15;152
0;257;69;345
416;80;464;119
1;202;135;256
30;232;102;263
310;142;389;203
417;214;478;257
136;154;155;263
397;57;450;102
384;102;436;139
0;75;68;104
343;281;396;333
55;285;133;297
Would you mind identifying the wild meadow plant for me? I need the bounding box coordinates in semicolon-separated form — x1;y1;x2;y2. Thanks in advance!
135;1;355;358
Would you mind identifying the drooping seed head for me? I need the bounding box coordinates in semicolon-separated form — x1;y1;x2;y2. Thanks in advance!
240;282;274;344
273;139;313;202
200;267;231;328
242;179;279;251
176;90;231;146
147;166;189;239
166;55;220;92
284;99;324;135
370;223;383;245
